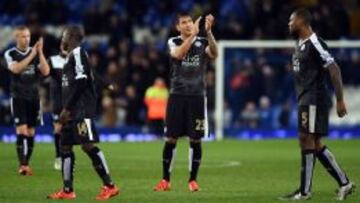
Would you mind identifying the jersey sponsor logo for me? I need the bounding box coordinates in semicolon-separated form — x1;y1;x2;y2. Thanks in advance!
181;55;200;67
22;65;36;75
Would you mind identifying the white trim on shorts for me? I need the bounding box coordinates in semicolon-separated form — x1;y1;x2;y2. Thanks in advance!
309;105;317;134
84;118;94;141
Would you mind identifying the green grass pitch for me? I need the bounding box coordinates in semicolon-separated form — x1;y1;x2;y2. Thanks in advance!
0;139;358;203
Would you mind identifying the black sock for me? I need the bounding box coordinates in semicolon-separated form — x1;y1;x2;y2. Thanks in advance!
162;142;176;181
300;150;315;195
25;136;34;164
189;142;202;182
85;147;113;186
62;151;75;192
16;134;27;165
317;146;349;186
54;133;61;158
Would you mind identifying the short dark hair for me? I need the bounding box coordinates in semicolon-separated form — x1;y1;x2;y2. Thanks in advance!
14;25;29;31
66;25;84;43
175;11;192;24
293;8;312;25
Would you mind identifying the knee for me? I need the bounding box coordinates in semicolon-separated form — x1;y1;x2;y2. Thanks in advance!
189;138;201;144
166;137;177;144
16;125;29;136
27;128;35;136
314;138;324;152
81;143;95;153
298;133;315;150
61;145;72;154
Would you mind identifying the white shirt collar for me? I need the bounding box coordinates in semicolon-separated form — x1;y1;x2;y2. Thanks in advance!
298;33;316;46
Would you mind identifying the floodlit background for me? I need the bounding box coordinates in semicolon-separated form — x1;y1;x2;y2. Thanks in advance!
0;0;359;140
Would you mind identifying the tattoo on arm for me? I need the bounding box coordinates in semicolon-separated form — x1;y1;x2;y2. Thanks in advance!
207;31;218;58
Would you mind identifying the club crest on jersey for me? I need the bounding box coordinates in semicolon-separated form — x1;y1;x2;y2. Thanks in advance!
195;41;202;47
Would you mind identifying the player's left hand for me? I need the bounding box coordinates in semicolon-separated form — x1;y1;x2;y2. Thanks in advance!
59;109;71;124
37;37;44;53
336;100;347;118
205;14;215;32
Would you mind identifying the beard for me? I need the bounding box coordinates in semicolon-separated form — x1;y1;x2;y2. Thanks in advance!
62;42;69;52
289;28;300;39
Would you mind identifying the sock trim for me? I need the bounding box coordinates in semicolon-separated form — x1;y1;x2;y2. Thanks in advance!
188;148;193;172
169;148;176;173
304;153;314;194
97;150;110;174
23;138;28;158
322;148;349;185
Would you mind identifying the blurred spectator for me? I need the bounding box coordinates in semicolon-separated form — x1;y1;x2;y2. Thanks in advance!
229;65;251;124
261;65;276;99
0;0;358;130
241;102;259;129
144;77;169;136
28;23;58;56
258;96;273;129
122;85;143;126
101;94;117;127
0;87;11;125
279;100;291;128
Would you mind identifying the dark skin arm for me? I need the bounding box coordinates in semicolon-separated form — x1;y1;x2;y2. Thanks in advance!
328;62;347;117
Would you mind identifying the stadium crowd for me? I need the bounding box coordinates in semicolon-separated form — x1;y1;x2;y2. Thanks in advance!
0;0;359;129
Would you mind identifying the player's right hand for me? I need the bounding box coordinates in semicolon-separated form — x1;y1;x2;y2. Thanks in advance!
192;17;201;36
205;14;215;32
31;43;39;56
336;100;347;118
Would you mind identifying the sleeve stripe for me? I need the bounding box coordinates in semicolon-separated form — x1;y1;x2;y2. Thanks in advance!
168;38;176;52
73;47;87;80
310;34;334;68
4;49;15;69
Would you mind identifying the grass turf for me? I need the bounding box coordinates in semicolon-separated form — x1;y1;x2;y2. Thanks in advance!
0;139;358;203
